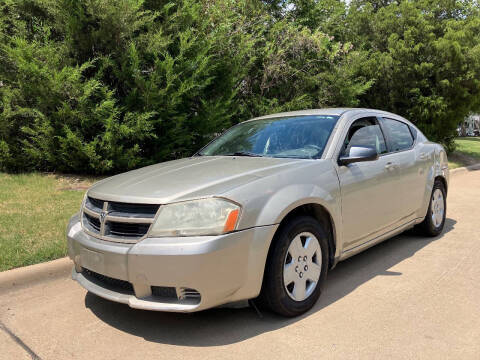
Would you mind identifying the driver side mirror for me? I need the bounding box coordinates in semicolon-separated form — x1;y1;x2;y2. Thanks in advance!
338;146;379;166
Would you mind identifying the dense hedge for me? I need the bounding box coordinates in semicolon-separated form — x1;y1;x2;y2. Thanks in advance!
1;0;479;174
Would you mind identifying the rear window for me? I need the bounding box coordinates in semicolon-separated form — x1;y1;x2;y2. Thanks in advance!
382;118;414;152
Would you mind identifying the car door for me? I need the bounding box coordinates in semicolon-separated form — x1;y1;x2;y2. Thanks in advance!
336;116;399;250
379;117;422;221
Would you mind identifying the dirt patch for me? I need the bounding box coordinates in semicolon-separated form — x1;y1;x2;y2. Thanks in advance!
57;185;91;191
49;173;102;191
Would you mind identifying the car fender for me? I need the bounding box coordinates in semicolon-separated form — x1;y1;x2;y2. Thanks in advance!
257;184;338;227
434;145;449;188
417;143;449;221
255;181;342;259
225;160;343;258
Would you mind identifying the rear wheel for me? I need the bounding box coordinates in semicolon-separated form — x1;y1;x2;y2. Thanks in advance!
417;179;446;236
260;216;329;317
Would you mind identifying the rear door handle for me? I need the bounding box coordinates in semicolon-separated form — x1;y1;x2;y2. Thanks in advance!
419;153;428;160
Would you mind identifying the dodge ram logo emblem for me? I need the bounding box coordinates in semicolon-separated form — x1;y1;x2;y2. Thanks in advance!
100;211;108;224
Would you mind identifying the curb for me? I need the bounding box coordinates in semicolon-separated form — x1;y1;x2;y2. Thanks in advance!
450;162;480;175
0;257;71;295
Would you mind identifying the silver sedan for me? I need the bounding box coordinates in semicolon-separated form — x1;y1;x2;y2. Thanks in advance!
66;108;449;316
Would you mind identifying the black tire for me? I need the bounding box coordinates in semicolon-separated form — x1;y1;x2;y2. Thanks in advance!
259;216;329;317
417;179;446;237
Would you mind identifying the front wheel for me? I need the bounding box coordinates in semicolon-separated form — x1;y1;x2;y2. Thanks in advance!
260;216;329;317
417;179;446;236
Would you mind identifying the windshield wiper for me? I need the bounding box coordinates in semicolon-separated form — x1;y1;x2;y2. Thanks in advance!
229;151;264;157
272;155;312;159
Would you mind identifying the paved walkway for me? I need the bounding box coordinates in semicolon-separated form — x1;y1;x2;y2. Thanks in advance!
1;170;479;359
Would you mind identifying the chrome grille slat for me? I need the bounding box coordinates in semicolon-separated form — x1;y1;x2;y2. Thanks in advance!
105;214;155;224
108;211;156;219
83;206;100;218
82;197;160;243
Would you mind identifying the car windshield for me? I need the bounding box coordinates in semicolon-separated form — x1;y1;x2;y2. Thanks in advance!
198;115;339;159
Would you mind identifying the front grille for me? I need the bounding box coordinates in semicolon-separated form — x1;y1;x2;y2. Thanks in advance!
82;196;160;243
109;202;158;218
82;268;134;294
84;212;101;232
109;222;151;237
85;197;104;212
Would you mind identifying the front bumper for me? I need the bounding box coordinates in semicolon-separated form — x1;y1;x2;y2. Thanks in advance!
67;213;277;312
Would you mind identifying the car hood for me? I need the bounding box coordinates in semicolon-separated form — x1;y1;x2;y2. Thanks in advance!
88;156;307;204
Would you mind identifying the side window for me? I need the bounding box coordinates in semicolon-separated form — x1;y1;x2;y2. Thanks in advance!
341;117;387;156
382;118;414;152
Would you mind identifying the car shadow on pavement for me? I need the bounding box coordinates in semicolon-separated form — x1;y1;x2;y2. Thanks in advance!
85;218;456;347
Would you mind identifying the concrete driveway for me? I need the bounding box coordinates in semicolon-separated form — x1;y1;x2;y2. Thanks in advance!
1;170;479;360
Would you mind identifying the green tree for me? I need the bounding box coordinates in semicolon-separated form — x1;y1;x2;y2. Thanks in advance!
345;0;480;149
1;0;370;174
2;0;478;174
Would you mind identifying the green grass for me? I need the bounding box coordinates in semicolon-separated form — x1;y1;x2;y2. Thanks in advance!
448;137;480;169
0;173;97;271
454;137;480;159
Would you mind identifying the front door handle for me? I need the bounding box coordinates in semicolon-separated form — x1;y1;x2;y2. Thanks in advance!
385;162;396;171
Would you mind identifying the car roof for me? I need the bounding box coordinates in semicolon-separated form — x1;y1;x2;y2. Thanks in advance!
249;108;406;121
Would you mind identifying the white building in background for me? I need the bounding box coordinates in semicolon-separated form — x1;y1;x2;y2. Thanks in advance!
459;114;480;136
466;114;480;130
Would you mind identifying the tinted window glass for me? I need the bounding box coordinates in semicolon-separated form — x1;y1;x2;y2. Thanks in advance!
341;117;387;156
199;115;339;159
382;118;414;151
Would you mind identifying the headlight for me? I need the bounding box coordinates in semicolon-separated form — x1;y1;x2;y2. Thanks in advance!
149;198;241;237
